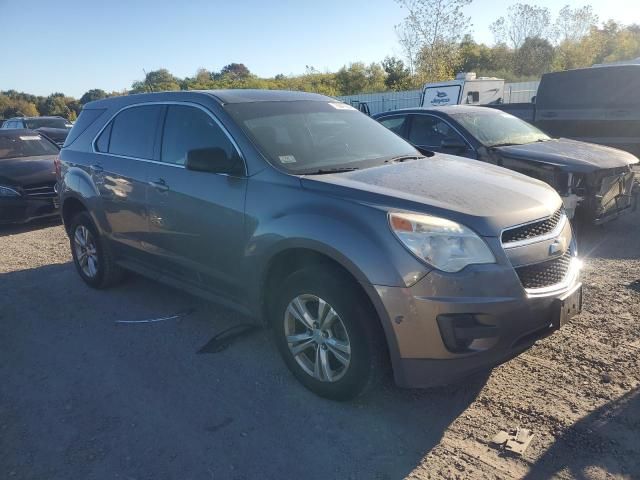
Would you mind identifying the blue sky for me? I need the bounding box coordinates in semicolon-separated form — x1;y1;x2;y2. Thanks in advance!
1;0;638;97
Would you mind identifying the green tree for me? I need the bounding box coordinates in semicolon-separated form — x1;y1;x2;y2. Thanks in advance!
39;94;71;117
80;89;107;105
131;69;181;93
219;63;251;80
514;37;554;77
382;56;410;90
335;62;386;95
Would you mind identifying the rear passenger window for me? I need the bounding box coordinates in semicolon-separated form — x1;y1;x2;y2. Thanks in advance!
161;105;239;167
108;105;162;159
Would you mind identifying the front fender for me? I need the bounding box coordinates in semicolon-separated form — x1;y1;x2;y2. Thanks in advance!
247;208;428;291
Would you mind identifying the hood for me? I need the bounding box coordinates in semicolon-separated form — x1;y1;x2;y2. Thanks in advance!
35;127;69;143
301;154;562;236
493;138;639;173
0;155;57;188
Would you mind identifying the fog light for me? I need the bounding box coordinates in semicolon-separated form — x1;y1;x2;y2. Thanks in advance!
437;314;498;353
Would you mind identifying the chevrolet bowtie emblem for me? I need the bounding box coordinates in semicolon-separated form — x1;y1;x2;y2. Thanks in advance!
549;238;567;256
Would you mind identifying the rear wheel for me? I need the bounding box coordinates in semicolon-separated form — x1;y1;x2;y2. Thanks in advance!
271;266;386;400
69;211;123;289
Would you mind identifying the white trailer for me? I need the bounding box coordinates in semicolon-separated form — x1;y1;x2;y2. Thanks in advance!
421;73;505;107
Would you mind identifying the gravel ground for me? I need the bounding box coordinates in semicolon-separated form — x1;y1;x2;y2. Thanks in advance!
0;212;638;480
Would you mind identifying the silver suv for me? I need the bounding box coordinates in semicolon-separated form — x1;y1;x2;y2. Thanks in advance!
57;90;582;400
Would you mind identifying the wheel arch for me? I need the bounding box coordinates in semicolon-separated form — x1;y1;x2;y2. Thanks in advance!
258;244;401;376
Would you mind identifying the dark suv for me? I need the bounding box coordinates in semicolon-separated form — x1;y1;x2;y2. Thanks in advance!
58;90;582;399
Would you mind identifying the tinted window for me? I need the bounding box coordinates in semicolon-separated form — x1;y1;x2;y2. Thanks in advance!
25;117;68;129
225;101;417;174
64;108;106;147
95;122;112;152
409;115;465;147
109;105;162;159
379;116;408;136
161;105;239;166
0;133;59;159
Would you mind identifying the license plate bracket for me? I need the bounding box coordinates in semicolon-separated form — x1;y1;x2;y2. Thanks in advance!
552;285;582;329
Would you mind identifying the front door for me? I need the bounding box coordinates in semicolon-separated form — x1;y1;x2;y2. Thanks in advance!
407;114;476;159
145;104;247;299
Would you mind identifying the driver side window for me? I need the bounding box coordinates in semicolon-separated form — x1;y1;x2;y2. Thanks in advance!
408;115;465;148
161;105;240;168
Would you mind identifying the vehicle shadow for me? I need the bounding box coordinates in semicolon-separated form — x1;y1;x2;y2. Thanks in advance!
0;216;61;237
524;388;640;479
0;262;488;480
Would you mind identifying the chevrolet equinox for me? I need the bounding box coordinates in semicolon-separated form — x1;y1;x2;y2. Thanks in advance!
57;90;583;400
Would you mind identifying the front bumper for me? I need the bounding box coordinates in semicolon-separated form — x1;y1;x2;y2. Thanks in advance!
0;195;60;224
373;257;582;388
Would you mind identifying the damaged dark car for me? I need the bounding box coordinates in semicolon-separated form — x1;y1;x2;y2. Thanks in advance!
374;106;639;224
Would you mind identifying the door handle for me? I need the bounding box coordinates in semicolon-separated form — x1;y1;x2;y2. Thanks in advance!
541;112;558;118
90;164;104;173
149;178;169;192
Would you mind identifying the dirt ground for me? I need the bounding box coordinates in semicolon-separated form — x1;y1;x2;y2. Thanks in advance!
1;211;638;480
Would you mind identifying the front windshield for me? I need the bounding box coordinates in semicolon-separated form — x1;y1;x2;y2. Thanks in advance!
451;110;550;147
25;117;69;129
0;133;59;159
224;100;418;174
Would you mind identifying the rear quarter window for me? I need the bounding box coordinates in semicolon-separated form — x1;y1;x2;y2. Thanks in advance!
63;108;106;147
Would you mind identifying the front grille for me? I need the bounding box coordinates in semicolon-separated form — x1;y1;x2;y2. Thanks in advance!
502;209;563;244
598;172;635;215
515;252;572;289
22;182;56;197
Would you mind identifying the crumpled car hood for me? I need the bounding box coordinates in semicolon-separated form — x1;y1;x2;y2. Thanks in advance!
493;138;639;173
0;155;57;187
301;154;562;236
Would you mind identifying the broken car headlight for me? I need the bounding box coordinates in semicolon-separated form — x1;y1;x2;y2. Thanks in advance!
0;185;20;197
389;212;496;273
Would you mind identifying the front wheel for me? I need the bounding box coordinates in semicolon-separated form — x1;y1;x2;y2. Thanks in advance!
271;266;387;400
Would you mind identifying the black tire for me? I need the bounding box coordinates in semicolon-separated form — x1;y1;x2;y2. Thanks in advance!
271;266;387;401
69;211;123;289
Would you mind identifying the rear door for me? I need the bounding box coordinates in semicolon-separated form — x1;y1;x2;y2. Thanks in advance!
145;103;247;299
92;104;162;255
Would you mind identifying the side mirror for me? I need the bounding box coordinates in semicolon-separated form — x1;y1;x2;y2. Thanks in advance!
185;147;243;176
440;138;467;151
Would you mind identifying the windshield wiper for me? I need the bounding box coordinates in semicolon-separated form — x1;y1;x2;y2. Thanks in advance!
490;142;522;148
383;155;425;163
304;167;360;175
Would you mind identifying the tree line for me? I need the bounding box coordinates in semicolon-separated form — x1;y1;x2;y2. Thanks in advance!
2;1;640;121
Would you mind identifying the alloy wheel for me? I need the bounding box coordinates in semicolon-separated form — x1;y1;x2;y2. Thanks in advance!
284;294;352;382
74;225;99;278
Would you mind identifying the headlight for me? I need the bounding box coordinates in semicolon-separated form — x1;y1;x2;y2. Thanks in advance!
389;212;496;272
0;186;20;197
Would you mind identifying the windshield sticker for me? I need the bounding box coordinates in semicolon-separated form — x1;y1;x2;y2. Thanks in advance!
19;136;42;141
328;102;356;110
279;155;297;164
